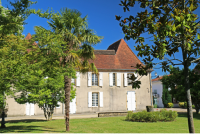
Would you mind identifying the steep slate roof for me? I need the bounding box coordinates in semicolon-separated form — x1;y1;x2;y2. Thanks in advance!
93;39;143;70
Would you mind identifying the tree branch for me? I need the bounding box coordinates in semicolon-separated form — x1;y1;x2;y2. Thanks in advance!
191;57;200;63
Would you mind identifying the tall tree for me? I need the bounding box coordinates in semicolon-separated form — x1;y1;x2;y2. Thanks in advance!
0;0;36;127
161;66;200;114
116;0;200;132
33;8;102;131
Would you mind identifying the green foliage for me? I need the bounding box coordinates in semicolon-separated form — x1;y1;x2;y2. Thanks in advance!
168;103;174;108
0;0;37;108
179;102;185;108
162;88;171;107
192;105;195;109
184;102;188;108
161;67;200;112
154;104;157;108
125;109;178;122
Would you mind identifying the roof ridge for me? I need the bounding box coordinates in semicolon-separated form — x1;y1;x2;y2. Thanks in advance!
107;39;122;53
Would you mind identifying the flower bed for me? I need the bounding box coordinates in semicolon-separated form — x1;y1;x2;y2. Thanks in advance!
125;109;178;122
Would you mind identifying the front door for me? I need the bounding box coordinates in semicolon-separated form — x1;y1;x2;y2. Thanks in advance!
26;103;34;116
127;91;136;111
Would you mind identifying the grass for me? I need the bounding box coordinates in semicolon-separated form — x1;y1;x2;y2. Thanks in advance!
1;113;200;133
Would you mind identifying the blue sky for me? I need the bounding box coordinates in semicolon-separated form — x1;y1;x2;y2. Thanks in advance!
2;0;200;78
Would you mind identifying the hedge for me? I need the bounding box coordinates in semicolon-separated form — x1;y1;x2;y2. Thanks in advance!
125;109;178;122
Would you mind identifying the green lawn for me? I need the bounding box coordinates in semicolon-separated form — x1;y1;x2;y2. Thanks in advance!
1;113;200;133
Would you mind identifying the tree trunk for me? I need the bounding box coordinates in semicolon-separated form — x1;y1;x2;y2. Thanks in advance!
182;49;195;133
64;75;71;131
181;0;195;131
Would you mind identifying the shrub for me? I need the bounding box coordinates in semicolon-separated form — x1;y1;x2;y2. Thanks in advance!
154;104;157;108
168;103;174;108
184;102;187;108
162;88;171;107
192;105;195;109
125;109;178;122
179;102;184;108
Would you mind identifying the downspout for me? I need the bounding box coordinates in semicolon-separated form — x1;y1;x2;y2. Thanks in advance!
149;72;153;106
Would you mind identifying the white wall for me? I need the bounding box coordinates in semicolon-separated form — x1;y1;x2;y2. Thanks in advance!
152;81;164;108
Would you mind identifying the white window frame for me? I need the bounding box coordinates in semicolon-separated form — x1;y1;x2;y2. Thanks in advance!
92;92;99;107
92;73;98;86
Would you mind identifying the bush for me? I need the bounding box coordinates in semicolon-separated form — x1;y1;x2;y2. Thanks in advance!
154;104;157;108
168;103;174;108
179;102;184;108
125;109;178;122
192;105;195;109
184;102;187;108
162;88;171;107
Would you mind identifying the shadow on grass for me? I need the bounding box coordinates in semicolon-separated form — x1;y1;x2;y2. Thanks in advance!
5;119;48;123
178;112;200;120
0;125;48;133
0;119;63;133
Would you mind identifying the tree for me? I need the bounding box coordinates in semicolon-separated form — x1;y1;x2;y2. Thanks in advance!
14;68;76;120
116;0;200;132
161;66;200;114
32;8;102;131
162;84;171;107
0;0;36;128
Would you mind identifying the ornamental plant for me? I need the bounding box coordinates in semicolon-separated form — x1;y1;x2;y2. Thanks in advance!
179;102;185;108
168;103;174;108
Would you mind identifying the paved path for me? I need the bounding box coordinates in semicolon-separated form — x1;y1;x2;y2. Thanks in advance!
3;113;98;122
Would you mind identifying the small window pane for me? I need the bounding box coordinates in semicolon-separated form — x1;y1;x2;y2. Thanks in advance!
113;73;116;86
92;93;98;106
92;73;98;86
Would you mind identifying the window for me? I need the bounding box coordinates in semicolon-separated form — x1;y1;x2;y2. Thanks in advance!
92;73;98;86
127;74;133;86
92;93;98;106
113;73;116;86
153;90;157;94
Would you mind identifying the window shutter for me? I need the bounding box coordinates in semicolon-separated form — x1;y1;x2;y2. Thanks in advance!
124;73;127;87
99;92;103;107
88;72;92;87
76;72;80;86
71;78;75;84
109;73;113;87
88;92;92;107
134;72;138;80
99;72;103;87
117;73;121;87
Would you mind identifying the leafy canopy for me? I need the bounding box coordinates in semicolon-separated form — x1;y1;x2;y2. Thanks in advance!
116;0;200;83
